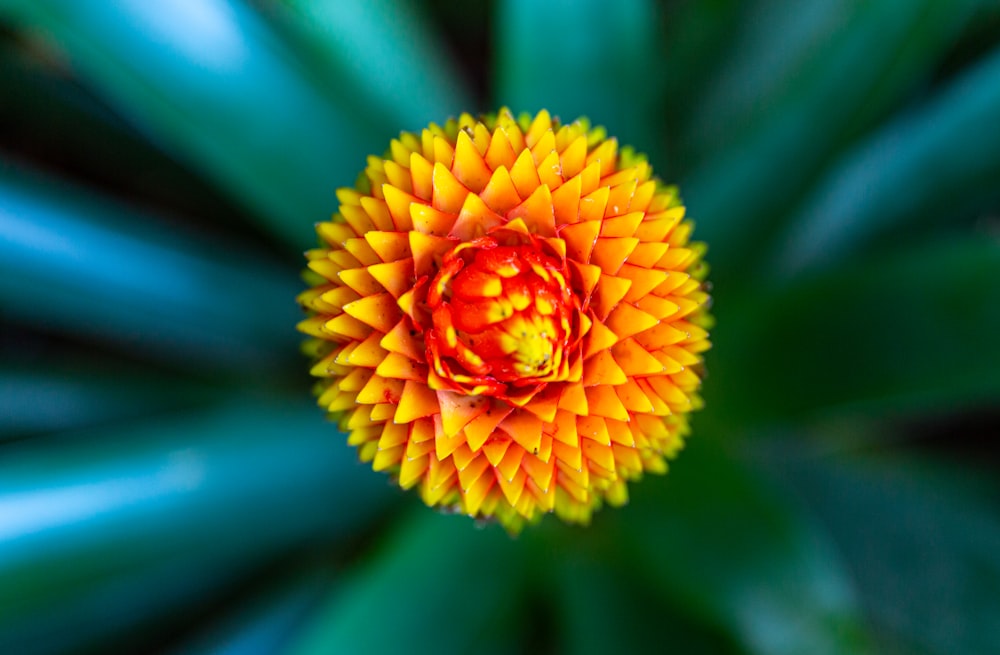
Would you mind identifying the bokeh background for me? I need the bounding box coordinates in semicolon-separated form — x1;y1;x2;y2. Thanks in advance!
1;1;999;653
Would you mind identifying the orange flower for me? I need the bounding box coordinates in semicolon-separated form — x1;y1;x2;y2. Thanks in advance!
298;109;711;532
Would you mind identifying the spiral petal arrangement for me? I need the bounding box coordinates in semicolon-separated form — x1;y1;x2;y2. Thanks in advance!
298;109;711;532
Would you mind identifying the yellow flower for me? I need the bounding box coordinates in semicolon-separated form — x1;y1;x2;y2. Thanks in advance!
298;109;711;532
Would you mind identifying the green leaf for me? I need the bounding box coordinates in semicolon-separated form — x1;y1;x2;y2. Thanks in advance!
773;45;1000;277
784;454;1000;655
0;164;300;374
494;0;664;154
657;0;743;177
0;399;397;654
0;361;214;441
548;546;745;655
682;0;984;281
170;568;332;655
617;437;873;655
708;237;1000;424
0;36;250;227
266;0;473;131
2;0;391;246
287;510;525;655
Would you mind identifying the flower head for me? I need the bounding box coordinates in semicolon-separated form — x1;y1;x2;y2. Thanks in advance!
298;109;711;532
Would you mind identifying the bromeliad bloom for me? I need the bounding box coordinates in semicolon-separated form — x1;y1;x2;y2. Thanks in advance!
298;109;711;532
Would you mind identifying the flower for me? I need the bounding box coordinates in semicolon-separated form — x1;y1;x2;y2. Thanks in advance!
298;108;711;532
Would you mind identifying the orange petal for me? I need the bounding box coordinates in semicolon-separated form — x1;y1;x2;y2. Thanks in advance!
600;211;644;238
557;384;589;418
356;374;404;405
559;134;588;179
509;148;541;199
480;166;522;214
376;352;425;381
499;411;543;454
605;303;659;340
345;332;387;368
364;231;411;262
437;389;489;438
585;137;618;177
561;219;601;264
462;466;495;515
410;203;456;237
409;152;434;200
431;162;469;213
551;174;582;225
591;237;639;275
452;130;493;192
524;109;552;147
338;267;383;297
605;419;636;448
482;436;512;467
507;183;555;237
605;179;638;217
485;125;516;170
591;274;632;320
409;232;454;278
577;416;611;447
535;150;563;190
343;293;401;333
582;318;620;359
611;338;666;376
614;380;654;415
579;186;610;223
451;191;505;241
340;205;376;236
582;349;628;387
464;403;513;451
585;386;628;421
367;259;414;299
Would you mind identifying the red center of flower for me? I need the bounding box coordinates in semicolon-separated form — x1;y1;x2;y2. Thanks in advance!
425;232;580;399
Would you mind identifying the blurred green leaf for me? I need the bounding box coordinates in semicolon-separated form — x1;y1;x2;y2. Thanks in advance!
619;437;873;655
170;567;332;655
0;163;299;374
549;546;744;655
1;0;389;247
773;45;1000;276
264;0;473;130
494;0;664;152
0;399;396;654
784;454;1000;655
287;510;525;655
710;237;1000;424
683;0;983;281
658;0;743;176
0;34;250;229
0;362;213;441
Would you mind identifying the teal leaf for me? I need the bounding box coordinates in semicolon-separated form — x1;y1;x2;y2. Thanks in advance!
683;0;984;280
2;0;389;246
0;35;249;225
170;568;332;655
0;362;214;441
0;164;299;373
784;454;1000;655
773;45;1000;277
709;237;1000;424
287;510;525;655
0;399;395;654
619;437;873;655
548;545;744;655
494;0;664;153
657;0;743;176
267;0;473;130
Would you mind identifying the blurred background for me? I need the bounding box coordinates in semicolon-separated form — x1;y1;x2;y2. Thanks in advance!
1;1;998;653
